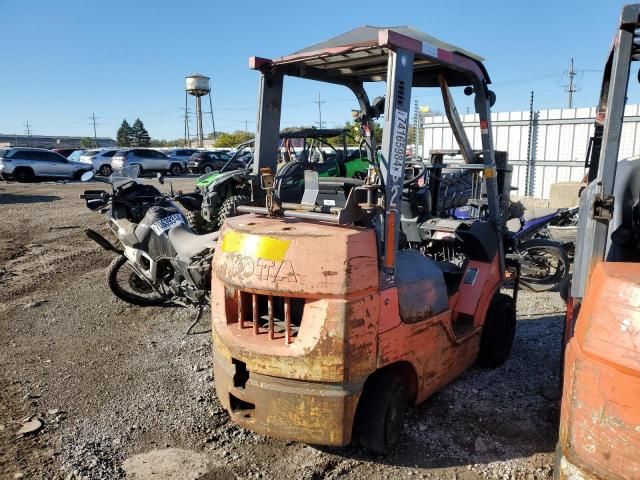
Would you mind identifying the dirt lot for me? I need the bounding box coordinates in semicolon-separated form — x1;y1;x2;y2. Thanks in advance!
0;179;564;480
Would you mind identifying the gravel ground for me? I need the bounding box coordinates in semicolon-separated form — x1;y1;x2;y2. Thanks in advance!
0;179;565;480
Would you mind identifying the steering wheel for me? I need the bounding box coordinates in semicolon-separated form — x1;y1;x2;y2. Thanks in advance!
403;159;427;186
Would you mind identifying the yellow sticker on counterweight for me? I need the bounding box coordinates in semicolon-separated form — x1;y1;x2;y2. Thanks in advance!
221;230;290;262
483;167;496;179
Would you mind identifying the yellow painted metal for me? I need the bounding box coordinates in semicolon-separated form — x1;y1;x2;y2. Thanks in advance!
221;230;290;262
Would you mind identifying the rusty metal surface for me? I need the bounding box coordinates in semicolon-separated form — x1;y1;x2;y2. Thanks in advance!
559;262;640;480
211;215;507;446
213;351;361;446
212;215;378;297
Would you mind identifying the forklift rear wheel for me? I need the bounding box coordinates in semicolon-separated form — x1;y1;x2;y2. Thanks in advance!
356;372;408;454
477;293;517;368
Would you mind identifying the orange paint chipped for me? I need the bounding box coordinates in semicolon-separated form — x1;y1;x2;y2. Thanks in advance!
211;214;507;446
559;262;640;480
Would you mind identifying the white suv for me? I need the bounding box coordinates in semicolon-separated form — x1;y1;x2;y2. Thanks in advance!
79;149;120;176
111;149;183;176
0;147;92;182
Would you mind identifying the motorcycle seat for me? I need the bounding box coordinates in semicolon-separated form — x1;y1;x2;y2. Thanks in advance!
523;207;560;221
168;226;218;258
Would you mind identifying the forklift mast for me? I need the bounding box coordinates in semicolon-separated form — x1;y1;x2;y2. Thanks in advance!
247;26;504;287
572;4;640;299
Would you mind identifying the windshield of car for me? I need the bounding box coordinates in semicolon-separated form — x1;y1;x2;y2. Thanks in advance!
68;150;84;161
84;150;101;156
110;165;140;187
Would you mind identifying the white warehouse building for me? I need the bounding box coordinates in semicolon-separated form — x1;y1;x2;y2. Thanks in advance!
422;104;640;199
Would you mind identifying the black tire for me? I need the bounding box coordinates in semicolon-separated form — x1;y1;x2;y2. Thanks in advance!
217;194;250;226
355;371;408;454
519;239;570;292
203;164;214;174
185;210;207;233
107;255;165;307
169;163;182;176
98;164;112;177
477;293;517;368
13;168;34;183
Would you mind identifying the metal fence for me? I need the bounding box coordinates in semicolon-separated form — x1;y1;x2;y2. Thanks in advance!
422;104;640;198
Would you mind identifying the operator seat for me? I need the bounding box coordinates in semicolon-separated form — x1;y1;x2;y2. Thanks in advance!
395;249;449;322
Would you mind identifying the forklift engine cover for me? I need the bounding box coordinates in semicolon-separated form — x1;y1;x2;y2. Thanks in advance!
211;214;379;446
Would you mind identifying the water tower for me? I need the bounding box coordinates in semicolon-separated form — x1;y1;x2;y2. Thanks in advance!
185;74;216;147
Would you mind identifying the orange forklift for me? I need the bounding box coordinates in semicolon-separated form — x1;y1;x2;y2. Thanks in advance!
556;5;640;479
211;26;518;452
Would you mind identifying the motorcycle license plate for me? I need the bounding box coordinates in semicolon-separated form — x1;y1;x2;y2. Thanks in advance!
151;214;184;234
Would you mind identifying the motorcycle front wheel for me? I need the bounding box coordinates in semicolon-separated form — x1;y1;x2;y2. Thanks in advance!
518;239;570;292
107;255;165;306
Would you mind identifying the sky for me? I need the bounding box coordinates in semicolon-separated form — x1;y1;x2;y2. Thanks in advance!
1;0;639;140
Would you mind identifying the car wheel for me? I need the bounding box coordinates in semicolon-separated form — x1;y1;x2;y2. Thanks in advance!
170;163;182;176
203;165;213;174
13;168;34;183
98;165;112;177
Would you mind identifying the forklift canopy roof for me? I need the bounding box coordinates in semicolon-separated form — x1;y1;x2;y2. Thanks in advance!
250;25;490;87
280;128;348;139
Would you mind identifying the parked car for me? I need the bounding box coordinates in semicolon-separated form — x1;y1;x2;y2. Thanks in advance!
111;149;183;176
67;149;85;162
79;148;121;176
0;147;92;182
52;148;80;158
187;151;232;174
166;148;199;170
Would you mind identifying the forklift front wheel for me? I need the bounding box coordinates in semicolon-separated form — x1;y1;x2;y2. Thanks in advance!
477;293;517;368
356;372;408;454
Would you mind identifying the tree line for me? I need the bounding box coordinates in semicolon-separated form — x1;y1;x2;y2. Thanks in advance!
116;119;151;147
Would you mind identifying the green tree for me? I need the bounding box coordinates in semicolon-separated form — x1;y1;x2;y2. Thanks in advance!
214;130;254;148
130;118;151;147
80;137;94;148
116;119;132;147
342;121;383;145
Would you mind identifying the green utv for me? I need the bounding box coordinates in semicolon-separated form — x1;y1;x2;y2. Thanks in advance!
190;128;369;232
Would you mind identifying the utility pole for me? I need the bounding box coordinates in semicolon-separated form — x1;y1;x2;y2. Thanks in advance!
413;100;419;157
90;113;98;148
315;92;325;129
23;121;31;146
525;91;536;196
243;120;249;132
564;58;578;108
